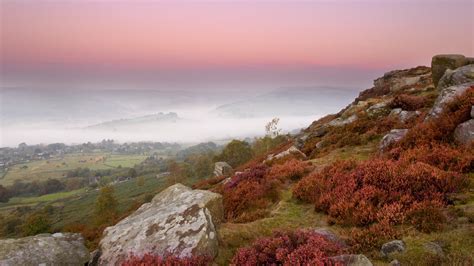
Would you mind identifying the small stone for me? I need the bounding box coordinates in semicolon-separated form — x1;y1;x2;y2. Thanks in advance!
330;254;373;266
265;146;306;163
424;241;445;257
389;259;401;266
454;119;474;145
380;129;408;151
213;162;233;177
381;240;406;257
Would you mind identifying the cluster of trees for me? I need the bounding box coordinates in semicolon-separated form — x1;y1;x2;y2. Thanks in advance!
0;179;66;202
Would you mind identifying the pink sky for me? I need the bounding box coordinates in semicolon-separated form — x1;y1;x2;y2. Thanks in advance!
1;0;473;88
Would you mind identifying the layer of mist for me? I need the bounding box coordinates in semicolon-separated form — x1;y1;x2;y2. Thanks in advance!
0;87;358;147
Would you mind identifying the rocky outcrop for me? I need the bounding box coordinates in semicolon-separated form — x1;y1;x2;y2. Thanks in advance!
454;119;474;145
427;82;474;119
437;64;474;90
98;183;223;265
431;54;469;87
380;129;408;151
0;233;90;266
381;240;406;257
373;66;432;93
265;146;306;163
213;162;233;177
330;254;373;266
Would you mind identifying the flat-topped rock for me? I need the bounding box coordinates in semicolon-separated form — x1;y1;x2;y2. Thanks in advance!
0;233;90;266
98;183;223;265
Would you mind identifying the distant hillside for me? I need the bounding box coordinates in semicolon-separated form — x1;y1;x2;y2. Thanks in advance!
86;112;180;131
213;87;358;118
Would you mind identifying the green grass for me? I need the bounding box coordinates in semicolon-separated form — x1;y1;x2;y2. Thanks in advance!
0;153;147;186
2;189;85;206
215;189;336;265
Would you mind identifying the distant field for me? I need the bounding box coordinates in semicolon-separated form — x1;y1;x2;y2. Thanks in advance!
0;153;147;186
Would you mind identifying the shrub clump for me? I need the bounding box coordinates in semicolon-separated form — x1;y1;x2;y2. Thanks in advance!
231;229;346;265
122;254;211;266
222;160;311;223
389;94;427;111
293;159;466;227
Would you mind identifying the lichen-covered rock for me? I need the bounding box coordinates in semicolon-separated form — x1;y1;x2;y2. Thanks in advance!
437;64;474;90
330;254;373;266
213;162;233;177
380;240;406;257
380;129;408;151
265;145;306;163
0;233;90;266
431;54;468;87
427;82;474;119
367;101;389;116
390;108;421;122
328;114;358;127
454;119;474;145
98;183;223;265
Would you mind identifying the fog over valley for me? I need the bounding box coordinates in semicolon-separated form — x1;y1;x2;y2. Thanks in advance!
0;86;358;147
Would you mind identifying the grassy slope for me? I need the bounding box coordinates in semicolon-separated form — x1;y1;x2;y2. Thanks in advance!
0;153;147;186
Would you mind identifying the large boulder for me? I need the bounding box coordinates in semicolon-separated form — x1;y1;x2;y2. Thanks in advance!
454;119;474;145
380;129;408;151
437;64;474;90
427;82;474;119
98;183;223;265
431;54;468;87
0;233;90;266
213;162;233;177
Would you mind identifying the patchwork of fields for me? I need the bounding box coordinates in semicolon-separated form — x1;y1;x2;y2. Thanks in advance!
0;153;148;186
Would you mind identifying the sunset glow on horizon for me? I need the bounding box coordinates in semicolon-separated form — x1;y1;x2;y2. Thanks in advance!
1;0;473;88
